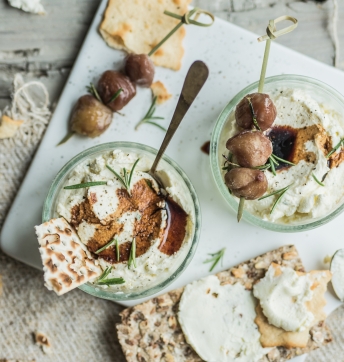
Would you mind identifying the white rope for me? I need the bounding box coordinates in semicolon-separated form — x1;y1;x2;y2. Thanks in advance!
0;74;51;226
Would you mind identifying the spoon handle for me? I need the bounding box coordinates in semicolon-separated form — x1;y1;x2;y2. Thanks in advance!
150;60;209;173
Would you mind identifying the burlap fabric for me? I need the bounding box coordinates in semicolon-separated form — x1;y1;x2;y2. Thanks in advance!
0;75;125;362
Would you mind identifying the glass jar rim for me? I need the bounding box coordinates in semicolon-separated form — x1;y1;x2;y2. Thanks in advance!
43;141;201;300
210;74;344;233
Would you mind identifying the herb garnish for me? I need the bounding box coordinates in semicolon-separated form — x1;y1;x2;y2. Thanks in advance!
128;238;137;269
135;96;166;132
312;173;325;187
96;267;125;286
95;239;117;254
204;248;226;272
106;158;140;194
107;88;123;105
258;184;293;214
326;139;344;158
86;83;102;103
246;97;261;130
64;181;107;190
268;154;295;176
116;239;120;261
270;153;295;166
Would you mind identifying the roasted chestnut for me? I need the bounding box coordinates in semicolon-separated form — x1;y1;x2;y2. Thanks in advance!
226;131;272;168
70;95;113;138
235;93;277;131
225;168;268;200
97;70;136;111
125;54;155;88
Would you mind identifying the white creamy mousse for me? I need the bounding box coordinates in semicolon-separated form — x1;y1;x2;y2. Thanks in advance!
56;150;195;292
219;87;344;223
178;276;268;362
253;264;314;332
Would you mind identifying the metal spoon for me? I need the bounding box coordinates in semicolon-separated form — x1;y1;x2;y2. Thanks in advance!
149;60;209;188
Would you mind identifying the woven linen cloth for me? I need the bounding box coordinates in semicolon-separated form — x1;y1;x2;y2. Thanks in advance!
0;75;125;362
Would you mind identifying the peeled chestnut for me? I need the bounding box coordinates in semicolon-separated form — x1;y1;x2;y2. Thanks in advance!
226;131;272;168
225;168;268;200
235;93;277;131
70;95;113;138
97;70;136;111
125;54;155;88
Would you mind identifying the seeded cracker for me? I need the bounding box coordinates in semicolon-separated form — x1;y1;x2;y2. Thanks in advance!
99;0;192;71
116;245;332;361
35;217;102;296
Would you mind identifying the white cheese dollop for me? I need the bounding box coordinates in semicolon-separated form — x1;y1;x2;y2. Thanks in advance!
253;265;314;332
8;0;45;14
178;276;269;362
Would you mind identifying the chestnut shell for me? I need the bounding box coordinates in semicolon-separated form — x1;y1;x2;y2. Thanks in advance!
70;95;113;138
235;93;277;131
125;54;155;88
225;168;268;200
226;130;272;167
97;70;136;111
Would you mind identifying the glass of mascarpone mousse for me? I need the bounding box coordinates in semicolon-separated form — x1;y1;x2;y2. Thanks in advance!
43;142;201;300
210;75;344;232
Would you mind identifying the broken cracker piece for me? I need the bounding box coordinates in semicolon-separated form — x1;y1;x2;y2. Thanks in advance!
99;0;192;70
151;81;172;104
35;217;102;296
0;115;24;139
34;331;51;354
255;269;331;349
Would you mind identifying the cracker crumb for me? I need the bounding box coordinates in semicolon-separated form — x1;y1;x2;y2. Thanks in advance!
34;331;52;354
151;81;172;104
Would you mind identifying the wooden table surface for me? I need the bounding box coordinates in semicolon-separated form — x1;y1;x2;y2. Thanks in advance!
0;0;343;361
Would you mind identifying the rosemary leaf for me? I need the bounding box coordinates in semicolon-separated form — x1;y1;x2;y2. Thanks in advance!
312;173;325;187
271;153;295;166
135;96;165;132
64;181;107;190
204;248;226;272
128;158;140;190
97;278;125;286
107;88;123;104
269;157;276;176
270;189;288;214
106;165;127;188
269;155;279;166
258;184;293;200
57;131;74;146
86;83;102;103
97;267;112;282
326;139;344;158
116;239;120;262
246;97;261;131
95;239;117;254
128;239;137;269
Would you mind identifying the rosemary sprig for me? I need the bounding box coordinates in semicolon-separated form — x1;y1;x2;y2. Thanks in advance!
269;157;276;176
116;239;120;261
270;188;289;214
64;181;107;190
253;164;271;171
312;173;325;187
107;88;123;105
57;131;74;146
246;97;261;130
204;248;226;272
106;158;140;193
326;139;344;158
258;184;293;200
222;154;240;168
96;267;125;286
135;96;166;132
128;238;137;269
95;239;117;254
271;153;295;166
86;83;102;102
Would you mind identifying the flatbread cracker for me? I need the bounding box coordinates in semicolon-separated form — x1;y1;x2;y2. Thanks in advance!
99;0;192;70
255;268;331;349
151;81;172;104
35;217;102;296
116;245;332;362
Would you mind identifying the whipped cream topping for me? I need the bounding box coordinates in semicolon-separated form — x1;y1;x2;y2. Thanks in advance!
253;264;314;332
178;276;269;362
56;150;195;292
219;87;344;223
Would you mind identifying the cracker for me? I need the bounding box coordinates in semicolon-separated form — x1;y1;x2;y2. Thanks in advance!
35;217;102;296
116;245;332;362
0;115;24;139
151;81;172;104
99;0;192;70
255;269;332;349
